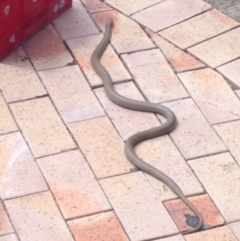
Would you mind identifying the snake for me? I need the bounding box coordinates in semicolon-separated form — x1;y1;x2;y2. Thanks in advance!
91;18;203;234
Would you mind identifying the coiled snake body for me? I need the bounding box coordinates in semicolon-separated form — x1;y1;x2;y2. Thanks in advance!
91;18;203;233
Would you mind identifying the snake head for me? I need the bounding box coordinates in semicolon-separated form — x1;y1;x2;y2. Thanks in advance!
106;18;113;29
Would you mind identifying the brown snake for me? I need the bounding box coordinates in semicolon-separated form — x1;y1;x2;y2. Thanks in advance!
91;18;203;234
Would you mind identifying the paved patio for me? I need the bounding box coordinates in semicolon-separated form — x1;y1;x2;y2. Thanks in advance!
1;0;240;240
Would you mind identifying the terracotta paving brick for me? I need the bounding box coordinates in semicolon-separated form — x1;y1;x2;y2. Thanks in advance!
106;0;162;15
39;65;104;124
0;234;18;241
155;235;185;241
100;172;178;241
0;94;17;135
214;120;240;165
188;27;240;68
184;226;238;241
230;222;240;240
217;58;240;88
146;29;204;72
68;211;129;241
94;82;160;140
0;53;46;103
189;152;240;222
92;10;155;54
132;0;211;32
10;97;76;158
0;132;48;199
53;0;99;40
5;192;74;241
159;99;226;159
121;49;189;103
178;68;240;124
37;150;111;219
82;0;112;13
135;134;203;201
68;117;134;179
0;201;13;235
160;9;239;49
24;25;73;71
66;34;131;87
164;194;224;233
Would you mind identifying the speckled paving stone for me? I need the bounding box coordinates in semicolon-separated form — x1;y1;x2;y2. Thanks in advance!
146;29;204;72
53;0;99;40
188;27;240;68
0;234;18;241
94;82;160;141
122;49;188;103
5;192;74;241
184;226;238;241
0;94;17;135
100;172;178;241
132;0;211;32
155;235;185;241
178;68;240;124
92;10;154;53
135;134;203;201
159;99;226;159
24;25;73;71
236;90;240;98
68;117;134;179
37;150;111;219
214;120;240;165
160;9;239;49
66;34;131;87
0;202;13;235
164;194;224;233
82;0;112;13
189;152;240;222
68;211;129;241
106;0;163;15
0;53;46;103
230;222;240;240
10;97;76;158
0;132;48;199
217;58;240;88
39;66;104;124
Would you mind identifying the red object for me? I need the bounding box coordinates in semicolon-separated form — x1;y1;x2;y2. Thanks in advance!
0;0;72;61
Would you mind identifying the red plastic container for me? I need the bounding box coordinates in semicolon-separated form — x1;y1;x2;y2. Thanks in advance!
0;0;72;61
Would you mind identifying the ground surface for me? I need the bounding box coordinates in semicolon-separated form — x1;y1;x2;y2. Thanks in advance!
1;0;240;241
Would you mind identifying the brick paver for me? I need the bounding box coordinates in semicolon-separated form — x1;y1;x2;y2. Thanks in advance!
10;97;76;158
184;226;238;241
146;29;205;72
121;49;189;103
1;0;240;240
100;172;178;241
24;25;73;71
68;211;129;241
217;58;240;88
53;0;99;40
178;68;240;124
189;152;240;222
39;65;104;123
132;0;211;31
37;150;111;219
0;132;48;199
0;53;46;103
66;34;131;87
160;9;239;49
92;10;155;53
0;202;13;235
164;194;224;233
5;192;74;241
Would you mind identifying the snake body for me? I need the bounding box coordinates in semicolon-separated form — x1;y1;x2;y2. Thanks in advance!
91;18;203;233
